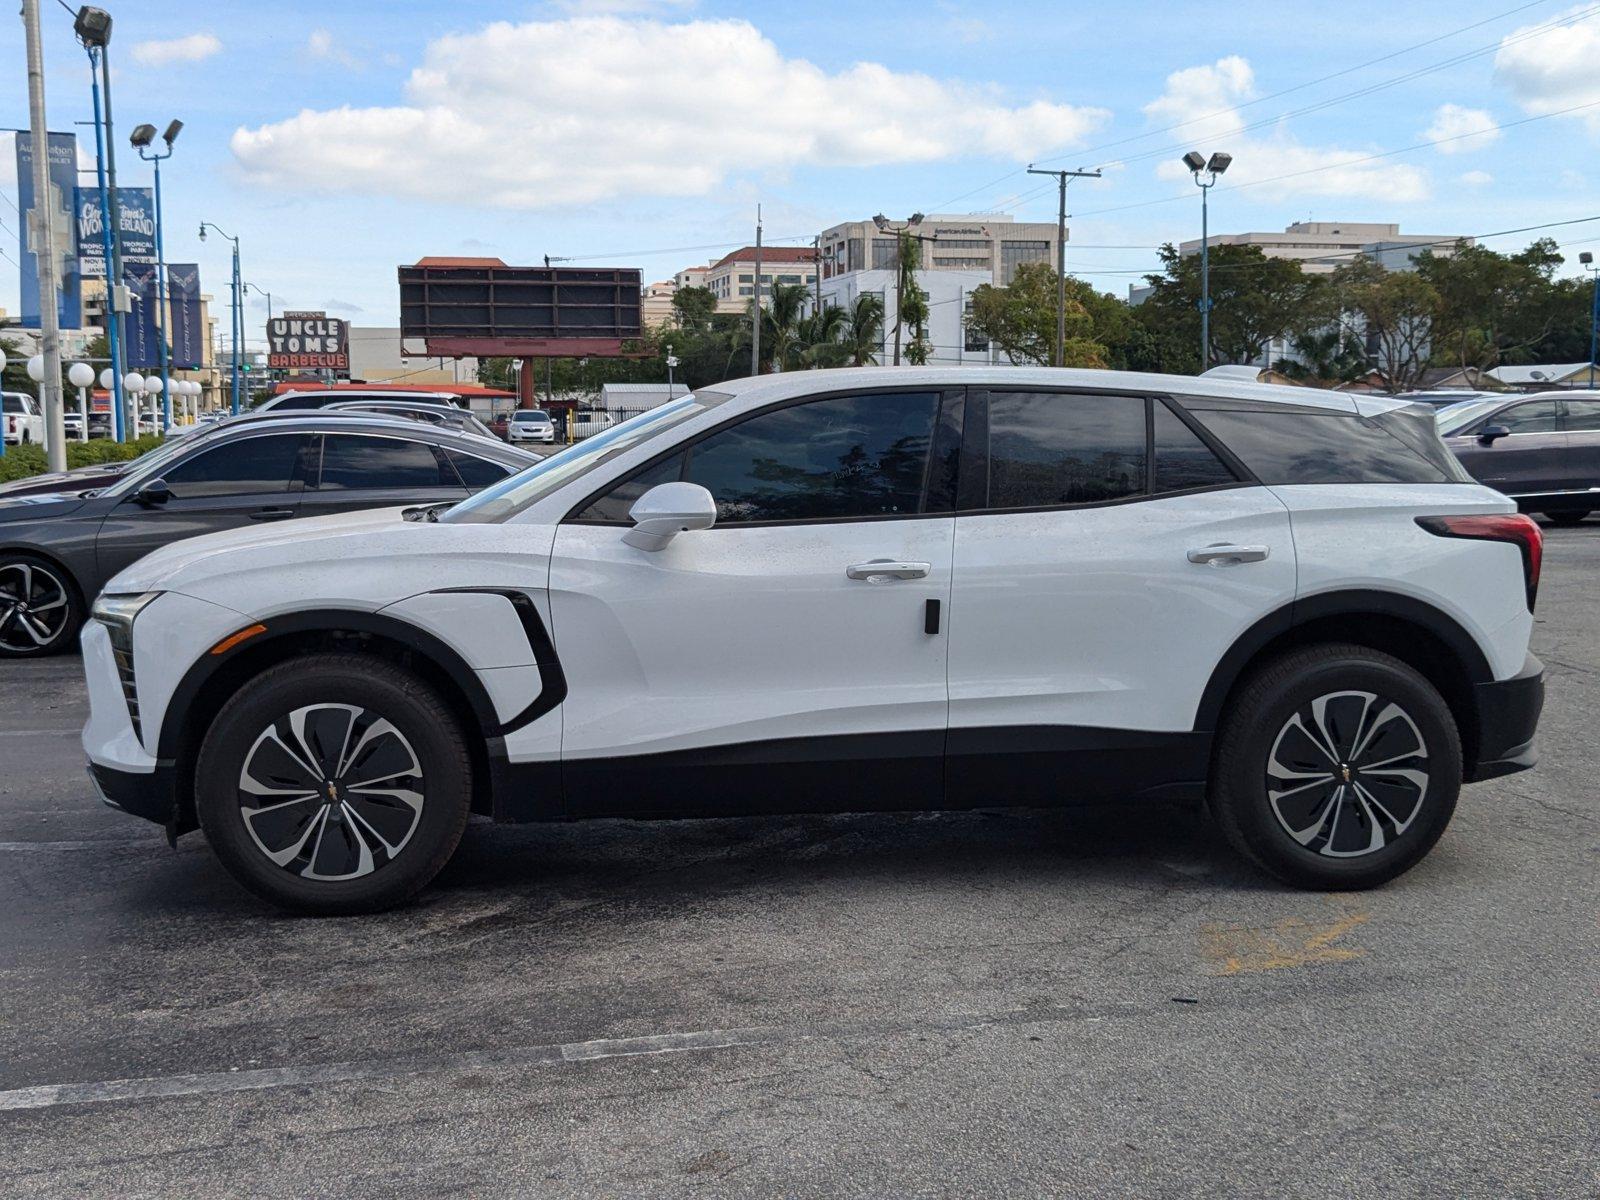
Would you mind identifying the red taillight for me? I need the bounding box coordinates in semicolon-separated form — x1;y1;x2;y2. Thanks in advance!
1416;513;1543;612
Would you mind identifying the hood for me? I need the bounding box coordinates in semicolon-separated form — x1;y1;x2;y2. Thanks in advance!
0;465;122;498
0;490;88;522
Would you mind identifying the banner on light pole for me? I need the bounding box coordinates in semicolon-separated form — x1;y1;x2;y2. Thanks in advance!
167;263;204;369
14;131;82;329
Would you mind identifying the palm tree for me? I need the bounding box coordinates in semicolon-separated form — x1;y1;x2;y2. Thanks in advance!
759;283;810;373
838;293;886;366
797;304;849;368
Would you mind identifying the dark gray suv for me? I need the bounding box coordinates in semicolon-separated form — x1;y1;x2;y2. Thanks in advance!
1438;391;1600;525
0;414;535;658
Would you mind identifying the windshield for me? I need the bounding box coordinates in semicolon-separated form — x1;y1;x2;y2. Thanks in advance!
1436;399;1503;437
442;393;730;524
512;410;549;422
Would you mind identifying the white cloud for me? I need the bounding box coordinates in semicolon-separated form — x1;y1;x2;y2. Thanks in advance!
230;16;1108;209
307;29;360;68
130;33;221;67
1459;169;1495;187
1144;57;1429;203
1422;104;1501;154
1495;4;1600;131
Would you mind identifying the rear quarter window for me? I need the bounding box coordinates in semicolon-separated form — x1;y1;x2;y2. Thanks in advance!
1181;405;1467;485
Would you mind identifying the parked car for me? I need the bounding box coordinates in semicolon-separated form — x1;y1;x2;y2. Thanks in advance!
571;409;615;439
3;391;44;445
506;408;557;444
1394;389;1499;409
255;389;461;413
0;413;535;659
79;367;1545;913
324;400;500;442
1437;390;1600;524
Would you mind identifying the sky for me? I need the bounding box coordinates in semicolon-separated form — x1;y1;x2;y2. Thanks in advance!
3;0;1599;350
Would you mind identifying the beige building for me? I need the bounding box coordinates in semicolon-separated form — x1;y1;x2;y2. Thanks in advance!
816;213;1060;287
641;280;679;328
78;276;222;407
704;246;817;309
352;326;479;386
1176;221;1474;274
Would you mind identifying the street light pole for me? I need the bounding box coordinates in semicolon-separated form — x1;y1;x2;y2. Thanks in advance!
199;222;242;412
1183;151;1232;371
1582;252;1599;389
873;214;937;366
22;0;67;472
132;120;181;427
1026;166;1102;367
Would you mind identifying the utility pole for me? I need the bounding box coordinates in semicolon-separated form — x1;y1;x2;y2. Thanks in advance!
873;214;936;366
1027;166;1101;367
1583;252;1599;388
22;0;67;473
750;205;762;376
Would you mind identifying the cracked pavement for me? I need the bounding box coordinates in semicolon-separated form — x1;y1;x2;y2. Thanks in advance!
0;523;1596;1197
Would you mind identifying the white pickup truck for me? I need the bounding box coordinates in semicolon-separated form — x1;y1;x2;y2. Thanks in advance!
2;392;44;446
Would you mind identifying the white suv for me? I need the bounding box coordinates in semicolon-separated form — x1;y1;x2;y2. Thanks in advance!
3;391;44;445
81;368;1546;913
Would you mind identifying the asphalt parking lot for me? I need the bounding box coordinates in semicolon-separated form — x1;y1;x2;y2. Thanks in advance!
0;524;1595;1199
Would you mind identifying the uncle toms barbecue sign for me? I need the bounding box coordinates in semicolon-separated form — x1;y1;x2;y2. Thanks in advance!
267;311;349;370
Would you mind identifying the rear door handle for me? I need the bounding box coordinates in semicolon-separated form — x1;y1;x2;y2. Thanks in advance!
846;559;931;582
1187;544;1269;566
249;508;297;522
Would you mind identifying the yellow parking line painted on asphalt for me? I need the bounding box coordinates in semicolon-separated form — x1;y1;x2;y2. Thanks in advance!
1200;896;1371;976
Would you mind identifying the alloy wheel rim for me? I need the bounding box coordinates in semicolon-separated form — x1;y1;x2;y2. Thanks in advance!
1266;689;1430;858
237;703;425;881
0;562;71;652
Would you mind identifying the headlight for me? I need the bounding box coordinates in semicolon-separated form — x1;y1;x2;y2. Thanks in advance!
91;591;162;629
91;592;161;739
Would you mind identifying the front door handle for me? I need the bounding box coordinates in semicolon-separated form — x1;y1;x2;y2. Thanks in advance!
1187;543;1270;566
846;559;931;583
249;508;297;522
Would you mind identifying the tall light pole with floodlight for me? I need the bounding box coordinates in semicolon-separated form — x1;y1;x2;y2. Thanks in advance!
131;119;181;426
1581;251;1599;389
1183;150;1231;371
872;213;938;366
199;222;242;412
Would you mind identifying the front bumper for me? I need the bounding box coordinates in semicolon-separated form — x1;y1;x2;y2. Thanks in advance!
88;759;177;826
1465;653;1545;782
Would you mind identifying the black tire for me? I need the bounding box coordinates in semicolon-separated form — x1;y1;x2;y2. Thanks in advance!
0;553;84;658
1543;510;1590;526
1209;643;1461;890
195;653;473;914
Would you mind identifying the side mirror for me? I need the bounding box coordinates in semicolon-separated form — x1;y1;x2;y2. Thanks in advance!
133;478;171;506
1478;424;1511;445
623;481;717;551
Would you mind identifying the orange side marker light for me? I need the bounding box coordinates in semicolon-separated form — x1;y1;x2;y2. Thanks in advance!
209;624;267;656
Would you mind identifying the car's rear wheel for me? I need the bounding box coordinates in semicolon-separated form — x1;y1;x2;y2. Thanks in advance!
0;554;83;658
1209;644;1461;890
1543;510;1590;526
196;653;473;914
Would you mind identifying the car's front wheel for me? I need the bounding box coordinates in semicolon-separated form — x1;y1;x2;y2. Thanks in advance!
195;653;473;914
0;554;83;658
1209;644;1462;890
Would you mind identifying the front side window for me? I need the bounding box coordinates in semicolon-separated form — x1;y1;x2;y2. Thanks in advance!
985;392;1146;508
573;391;941;525
445;450;514;488
161;434;306;499
316;435;451;490
1495;400;1560;434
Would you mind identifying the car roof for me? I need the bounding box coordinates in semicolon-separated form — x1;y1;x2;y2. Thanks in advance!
202;411;533;457
700;365;1406;415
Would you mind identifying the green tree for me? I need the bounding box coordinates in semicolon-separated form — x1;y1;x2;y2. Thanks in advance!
898;230;933;365
1329;256;1439;393
1137;243;1321;370
671;285;718;332
838;293;885;367
966;261;1107;367
1417;239;1574;372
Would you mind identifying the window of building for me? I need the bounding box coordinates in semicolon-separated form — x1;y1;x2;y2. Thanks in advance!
739;286;753;296
573;391;941;524
962;298;989;354
985;392;1146;508
846;237;864;272
1000;240;1051;283
935;239;991;250
163;434;306;499
935;257;991;271
738;274;752;283
777;274;801;284
316;434;452;490
871;238;900;271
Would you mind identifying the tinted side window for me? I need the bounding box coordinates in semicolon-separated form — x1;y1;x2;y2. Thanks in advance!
683;391;938;523
317;435;450;490
1564;398;1600;433
1153;402;1237;493
1186;409;1451;484
1496;400;1560;434
162;435;305;499
986;391;1145;508
445;450;514;489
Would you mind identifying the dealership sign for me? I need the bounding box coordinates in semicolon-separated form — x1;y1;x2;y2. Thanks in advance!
267;310;348;370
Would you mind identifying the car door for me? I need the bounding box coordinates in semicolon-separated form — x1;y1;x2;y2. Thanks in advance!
547;387;961;817
944;389;1297;806
94;432;311;583
1558;397;1600;500
1445;398;1568;500
296;432;471;518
